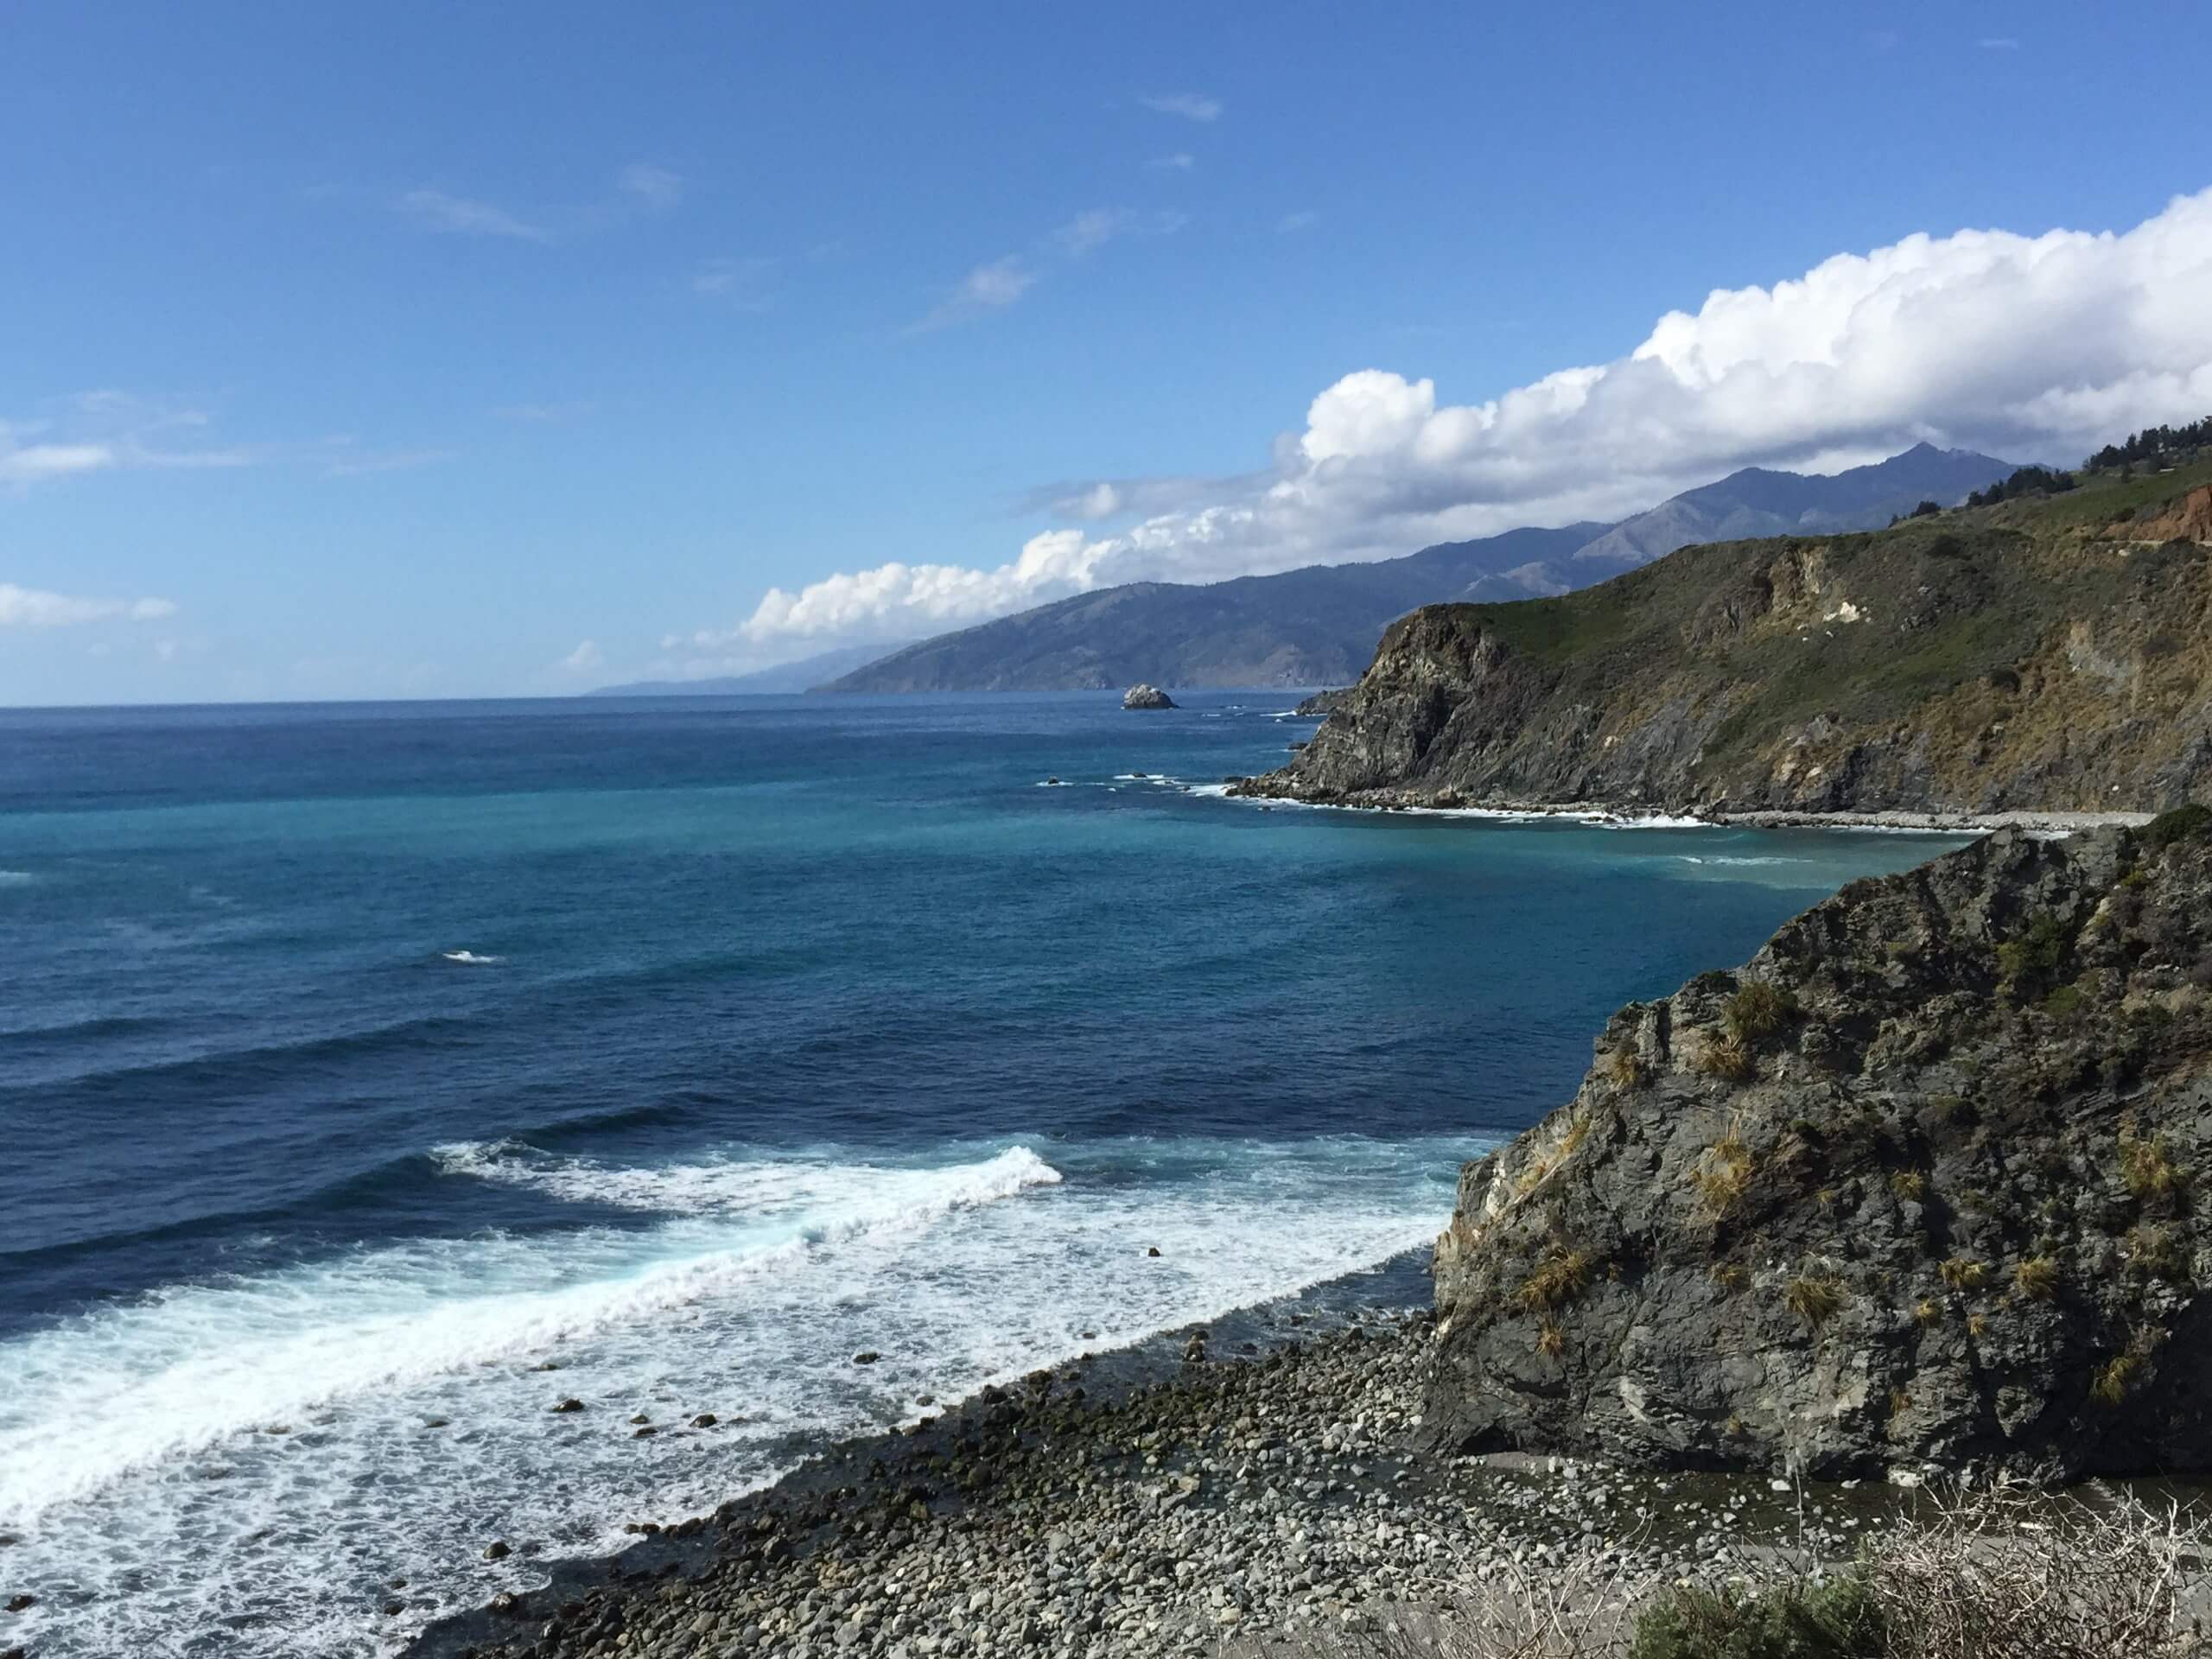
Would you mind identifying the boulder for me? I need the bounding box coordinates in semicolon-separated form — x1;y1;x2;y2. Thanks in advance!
1122;684;1177;710
1427;818;2212;1478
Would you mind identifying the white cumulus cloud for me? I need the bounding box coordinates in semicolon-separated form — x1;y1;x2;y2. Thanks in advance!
394;188;550;242
1139;92;1222;122
0;584;178;627
721;188;2212;645
911;256;1039;331
618;163;683;212
0;442;116;486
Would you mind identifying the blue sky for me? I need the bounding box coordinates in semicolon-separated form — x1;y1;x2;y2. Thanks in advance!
6;2;2212;704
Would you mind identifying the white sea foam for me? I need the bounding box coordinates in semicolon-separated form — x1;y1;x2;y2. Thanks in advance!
0;1134;1471;1659
0;868;37;886
441;950;503;964
1187;786;1719;830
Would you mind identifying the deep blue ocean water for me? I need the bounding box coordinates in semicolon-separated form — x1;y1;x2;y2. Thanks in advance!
0;692;1968;1656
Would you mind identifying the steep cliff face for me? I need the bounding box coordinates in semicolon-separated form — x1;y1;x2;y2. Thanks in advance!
1238;466;2212;817
1427;817;2212;1478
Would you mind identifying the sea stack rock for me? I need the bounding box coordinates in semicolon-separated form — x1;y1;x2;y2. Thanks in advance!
1427;815;2212;1479
1122;683;1176;710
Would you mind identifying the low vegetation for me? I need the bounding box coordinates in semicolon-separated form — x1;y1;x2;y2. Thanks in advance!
1319;1487;2203;1658
1694;1129;1757;1216
2013;1256;2060;1300
1517;1245;1595;1313
1785;1273;1847;1328
1724;982;1800;1045
2118;1119;2187;1200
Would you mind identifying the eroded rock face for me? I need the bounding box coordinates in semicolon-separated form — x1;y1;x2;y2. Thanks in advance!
1236;514;2212;817
1427;823;2212;1478
1122;683;1177;710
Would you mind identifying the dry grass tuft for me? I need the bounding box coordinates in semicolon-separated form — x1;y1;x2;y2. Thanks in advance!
1722;980;1800;1046
1785;1273;1847;1327
1914;1298;1941;1325
1516;1245;1594;1313
1939;1256;1989;1292
2125;1223;2182;1279
1691;1033;1756;1083
1692;1128;1756;1217
1601;1046;1643;1088
1889;1169;1927;1202
2093;1353;2144;1407
2118;1118;2188;1200
2014;1255;2061;1300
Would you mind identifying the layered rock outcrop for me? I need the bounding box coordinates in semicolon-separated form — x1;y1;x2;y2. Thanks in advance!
1427;817;2212;1478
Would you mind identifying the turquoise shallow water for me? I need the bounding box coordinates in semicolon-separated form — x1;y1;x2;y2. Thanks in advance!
0;690;1968;1656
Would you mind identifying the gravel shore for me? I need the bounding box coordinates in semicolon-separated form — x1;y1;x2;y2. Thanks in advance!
404;1303;1916;1659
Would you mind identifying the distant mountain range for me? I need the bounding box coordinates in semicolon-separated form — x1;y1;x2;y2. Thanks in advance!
1563;442;2022;572
597;444;2016;697
592;639;911;696
818;444;2013;694
816;524;1608;694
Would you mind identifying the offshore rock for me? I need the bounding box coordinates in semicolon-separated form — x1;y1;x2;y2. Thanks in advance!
1428;818;2212;1478
1122;683;1177;710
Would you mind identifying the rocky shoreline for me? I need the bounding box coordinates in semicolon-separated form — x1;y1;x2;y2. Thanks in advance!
400;1282;1930;1659
1220;777;2148;836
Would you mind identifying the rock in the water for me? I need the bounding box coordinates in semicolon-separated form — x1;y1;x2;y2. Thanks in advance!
852;1351;881;1365
550;1397;584;1414
481;1541;511;1561
1122;683;1176;710
1427;819;2212;1478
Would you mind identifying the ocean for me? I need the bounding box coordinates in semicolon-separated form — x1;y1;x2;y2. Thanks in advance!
0;691;1968;1656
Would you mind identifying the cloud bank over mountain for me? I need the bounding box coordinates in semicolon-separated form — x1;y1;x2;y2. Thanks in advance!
731;188;2212;649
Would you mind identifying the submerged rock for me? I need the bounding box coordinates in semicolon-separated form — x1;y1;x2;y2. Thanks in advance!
1122;683;1177;710
1427;818;2212;1478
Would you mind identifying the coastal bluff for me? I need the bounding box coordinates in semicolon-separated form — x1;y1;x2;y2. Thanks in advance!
1427;816;2212;1478
1236;461;2212;819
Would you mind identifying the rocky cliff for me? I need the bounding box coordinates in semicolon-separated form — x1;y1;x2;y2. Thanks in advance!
1427;813;2212;1478
1237;460;2212;817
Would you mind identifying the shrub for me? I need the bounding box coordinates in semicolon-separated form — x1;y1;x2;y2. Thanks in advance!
1914;1298;1941;1325
2014;1256;2061;1300
1629;1573;1885;1659
2039;983;2083;1019
2139;802;2212;852
1995;911;2070;995
1536;1316;1566;1358
1889;1170;1926;1202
